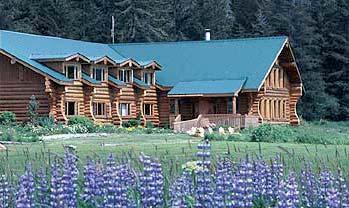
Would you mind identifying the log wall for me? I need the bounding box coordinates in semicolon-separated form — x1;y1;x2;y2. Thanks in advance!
0;54;50;121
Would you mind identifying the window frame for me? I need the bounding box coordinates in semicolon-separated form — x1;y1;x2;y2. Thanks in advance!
93;102;107;117
65;101;78;116
63;63;80;80
118;103;131;117
118;69;133;83
143;103;153;116
92;66;106;82
143;72;154;85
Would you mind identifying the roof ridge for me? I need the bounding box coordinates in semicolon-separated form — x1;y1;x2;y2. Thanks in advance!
176;78;248;83
0;30;109;46
109;36;288;47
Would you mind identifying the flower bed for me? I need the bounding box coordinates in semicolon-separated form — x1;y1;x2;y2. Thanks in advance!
1;140;348;207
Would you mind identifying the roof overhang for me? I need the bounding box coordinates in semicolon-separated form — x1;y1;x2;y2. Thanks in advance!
93;56;117;66
119;58;141;68
0;49;73;85
168;93;236;98
108;75;127;88
140;61;162;70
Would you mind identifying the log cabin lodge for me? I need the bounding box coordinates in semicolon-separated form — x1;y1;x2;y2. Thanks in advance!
0;30;302;131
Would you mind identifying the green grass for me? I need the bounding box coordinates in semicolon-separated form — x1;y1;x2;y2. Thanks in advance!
1;132;349;179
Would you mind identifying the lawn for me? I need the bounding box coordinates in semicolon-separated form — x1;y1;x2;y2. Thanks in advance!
1;132;349;178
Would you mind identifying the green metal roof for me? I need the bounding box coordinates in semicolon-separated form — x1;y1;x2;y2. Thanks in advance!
110;36;287;89
133;77;151;89
168;79;246;95
108;75;126;86
82;73;100;85
0;30;126;83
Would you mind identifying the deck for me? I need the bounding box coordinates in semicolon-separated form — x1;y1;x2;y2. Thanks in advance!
172;114;259;133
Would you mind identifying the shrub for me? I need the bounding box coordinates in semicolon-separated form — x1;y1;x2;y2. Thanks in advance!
37;116;55;127
251;124;294;143
28;95;39;124
204;133;226;141
146;121;154;129
68;116;95;132
123;119;141;128
0;111;16;125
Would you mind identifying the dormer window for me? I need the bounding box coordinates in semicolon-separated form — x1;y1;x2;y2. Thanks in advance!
143;72;154;85
118;69;132;83
64;64;79;79
92;67;106;81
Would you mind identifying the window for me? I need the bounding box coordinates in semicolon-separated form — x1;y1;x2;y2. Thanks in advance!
143;104;153;116
227;97;233;113
64;65;79;79
118;69;132;83
119;103;131;116
92;67;105;81
143;72;153;85
65;101;78;116
93;102;106;116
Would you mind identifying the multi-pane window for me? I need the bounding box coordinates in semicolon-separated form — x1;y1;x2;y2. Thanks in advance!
118;69;132;83
93;102;106;116
143;104;153;116
227;97;233;113
119;103;131;116
260;99;288;121
143;72;153;85
92;67;105;81
64;65;79;79
65;101;78;116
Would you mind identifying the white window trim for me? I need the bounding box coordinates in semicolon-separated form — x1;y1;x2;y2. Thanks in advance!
65;101;79;116
91;65;107;82
119;103;131;117
63;63;81;80
143;103;153;116
93;102;107;117
118;68;133;83
142;71;155;85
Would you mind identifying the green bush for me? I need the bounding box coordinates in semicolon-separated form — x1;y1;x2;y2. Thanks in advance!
27;95;39;124
122;119;141;128
251;124;294;143
37;116;55;127
68;116;95;132
146;121;154;129
0;111;16;125
204;133;226;141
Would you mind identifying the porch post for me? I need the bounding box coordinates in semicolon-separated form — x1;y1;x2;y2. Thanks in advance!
174;98;179;115
232;96;237;114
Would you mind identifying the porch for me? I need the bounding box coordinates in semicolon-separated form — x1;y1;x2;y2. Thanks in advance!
168;97;259;133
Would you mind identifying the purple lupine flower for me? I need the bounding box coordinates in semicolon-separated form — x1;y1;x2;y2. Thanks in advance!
232;159;254;208
195;140;213;208
16;165;35;208
139;153;164;207
50;160;64;208
36;169;49;207
327;186;340;208
342;186;349;208
214;158;233;208
61;149;78;207
103;154;117;207
271;156;284;200
277;171;299;208
0;174;11;208
319;170;333;207
170;170;193;207
299;164;319;207
336;168;348;207
82;160;102;207
114;164;136;207
252;158;268;198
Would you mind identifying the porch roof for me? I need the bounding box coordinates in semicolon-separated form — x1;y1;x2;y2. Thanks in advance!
168;79;245;97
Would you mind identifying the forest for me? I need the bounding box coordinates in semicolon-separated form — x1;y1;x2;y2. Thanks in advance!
0;0;348;121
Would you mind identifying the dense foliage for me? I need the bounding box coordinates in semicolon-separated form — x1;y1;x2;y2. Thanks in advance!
0;141;348;207
0;0;348;121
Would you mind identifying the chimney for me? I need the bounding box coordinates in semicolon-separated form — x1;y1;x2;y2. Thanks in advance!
205;29;211;41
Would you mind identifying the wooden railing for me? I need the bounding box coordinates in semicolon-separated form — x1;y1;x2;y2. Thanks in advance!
173;114;259;133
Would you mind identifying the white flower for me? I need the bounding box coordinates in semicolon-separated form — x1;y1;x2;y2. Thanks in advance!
218;127;225;135
228;127;235;134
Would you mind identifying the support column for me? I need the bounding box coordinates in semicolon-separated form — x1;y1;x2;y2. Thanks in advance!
174;98;179;116
232;96;237;114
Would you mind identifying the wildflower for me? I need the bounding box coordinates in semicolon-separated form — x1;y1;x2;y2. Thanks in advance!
0;175;11;208
170;170;193;207
61;149;78;207
214;158;233;207
16;166;35;208
50;160;64;208
277;171;299;208
36;169;49;207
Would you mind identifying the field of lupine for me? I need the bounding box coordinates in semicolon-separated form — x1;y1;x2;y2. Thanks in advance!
1;139;349;208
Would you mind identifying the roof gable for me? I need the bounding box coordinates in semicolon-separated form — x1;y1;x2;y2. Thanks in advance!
110;36;288;89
